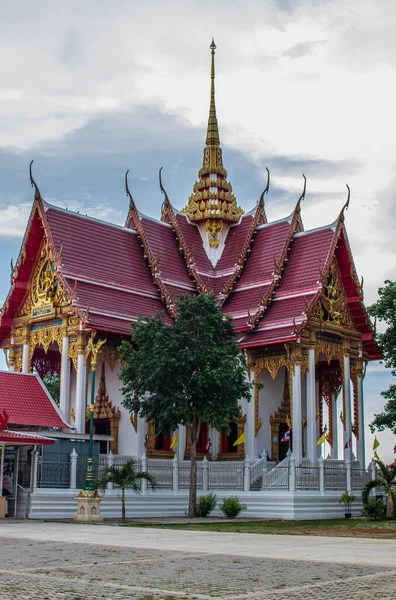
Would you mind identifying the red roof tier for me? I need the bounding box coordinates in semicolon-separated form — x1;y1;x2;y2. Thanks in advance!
0;371;70;429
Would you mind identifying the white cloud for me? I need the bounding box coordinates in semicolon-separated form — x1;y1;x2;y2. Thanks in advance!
0;203;32;237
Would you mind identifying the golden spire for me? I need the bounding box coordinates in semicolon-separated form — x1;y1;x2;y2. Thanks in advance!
182;40;244;248
206;38;220;147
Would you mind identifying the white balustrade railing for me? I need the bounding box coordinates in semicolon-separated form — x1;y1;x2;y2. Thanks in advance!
262;456;290;490
249;457;277;486
35;451;373;493
208;461;244;490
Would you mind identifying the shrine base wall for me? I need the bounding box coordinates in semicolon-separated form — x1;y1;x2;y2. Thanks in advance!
26;489;363;520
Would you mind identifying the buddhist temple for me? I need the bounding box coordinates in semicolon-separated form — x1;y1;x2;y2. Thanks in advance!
0;41;380;518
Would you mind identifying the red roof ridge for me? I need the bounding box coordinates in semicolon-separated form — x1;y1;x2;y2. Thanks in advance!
43;200;132;234
219;183;268;299
244;195;304;331
161;203;209;293
125;171;178;318
63;274;160;300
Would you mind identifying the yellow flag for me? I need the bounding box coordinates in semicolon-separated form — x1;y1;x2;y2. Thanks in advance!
233;432;246;446
316;431;327;445
373;437;380;450
170;432;179;449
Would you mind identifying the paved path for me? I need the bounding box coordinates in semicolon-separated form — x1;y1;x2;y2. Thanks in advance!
0;522;395;599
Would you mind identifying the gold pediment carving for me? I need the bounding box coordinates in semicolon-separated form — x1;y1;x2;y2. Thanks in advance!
311;263;355;331
18;244;70;320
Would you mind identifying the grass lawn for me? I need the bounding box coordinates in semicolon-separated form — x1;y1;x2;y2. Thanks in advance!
123;519;396;539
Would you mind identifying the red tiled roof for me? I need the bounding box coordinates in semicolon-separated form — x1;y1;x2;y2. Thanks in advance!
47;206;158;293
0;194;379;360
0;371;70;428
0;430;55;445
239;324;297;347
216;215;254;271
237;225;335;347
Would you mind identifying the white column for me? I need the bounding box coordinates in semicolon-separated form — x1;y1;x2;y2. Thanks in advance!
331;392;338;459
106;451;114;490
357;374;365;467
59;335;71;420
316;378;321;458
75;347;87;434
343;354;352;461
69;448;78;489
177;424;186;461
22;341;30;373
292;364;302;464
306;348;316;463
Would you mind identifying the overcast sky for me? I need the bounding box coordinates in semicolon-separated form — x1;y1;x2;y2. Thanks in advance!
0;0;395;461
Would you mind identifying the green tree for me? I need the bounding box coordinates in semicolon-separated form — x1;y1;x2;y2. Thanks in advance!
119;293;252;517
368;280;396;434
362;457;396;519
96;459;156;522
43;372;61;406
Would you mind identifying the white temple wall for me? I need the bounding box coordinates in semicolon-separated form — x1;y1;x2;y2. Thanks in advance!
256;368;285;459
105;361;138;456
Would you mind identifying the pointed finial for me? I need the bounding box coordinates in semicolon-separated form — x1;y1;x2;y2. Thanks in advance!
29;160;42;202
159;167;171;209
206;38;220;147
125;170;135;207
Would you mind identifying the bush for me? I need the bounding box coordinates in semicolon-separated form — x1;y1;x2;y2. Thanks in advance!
219;496;247;519
196;493;217;517
361;499;386;521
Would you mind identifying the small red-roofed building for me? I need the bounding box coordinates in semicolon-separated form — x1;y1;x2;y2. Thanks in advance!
0;42;380;518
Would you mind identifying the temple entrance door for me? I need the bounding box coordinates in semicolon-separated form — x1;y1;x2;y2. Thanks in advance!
95;420;111;455
278;423;290;462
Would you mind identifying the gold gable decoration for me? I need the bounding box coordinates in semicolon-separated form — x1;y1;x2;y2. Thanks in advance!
311;264;355;330
18;244;70;320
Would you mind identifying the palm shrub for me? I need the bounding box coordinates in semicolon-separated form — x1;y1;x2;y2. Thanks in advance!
196;493;217;517
339;491;355;516
362;457;396;519
96;459;157;522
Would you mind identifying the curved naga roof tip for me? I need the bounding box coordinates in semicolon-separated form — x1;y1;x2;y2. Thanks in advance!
258;167;270;206
29;160;42;202
159;166;171;210
340;184;350;221
125;169;136;208
297;174;307;207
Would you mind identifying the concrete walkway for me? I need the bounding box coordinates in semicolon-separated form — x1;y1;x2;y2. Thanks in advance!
1;521;395;567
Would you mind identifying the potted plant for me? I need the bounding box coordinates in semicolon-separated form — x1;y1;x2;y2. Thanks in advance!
339;491;355;519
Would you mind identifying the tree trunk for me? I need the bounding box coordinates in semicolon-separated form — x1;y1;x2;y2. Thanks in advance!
386;495;395;519
121;487;126;522
188;417;201;518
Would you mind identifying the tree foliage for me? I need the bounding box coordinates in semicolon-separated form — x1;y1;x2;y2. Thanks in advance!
368;280;396;434
119;293;252;517
43;372;61;406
